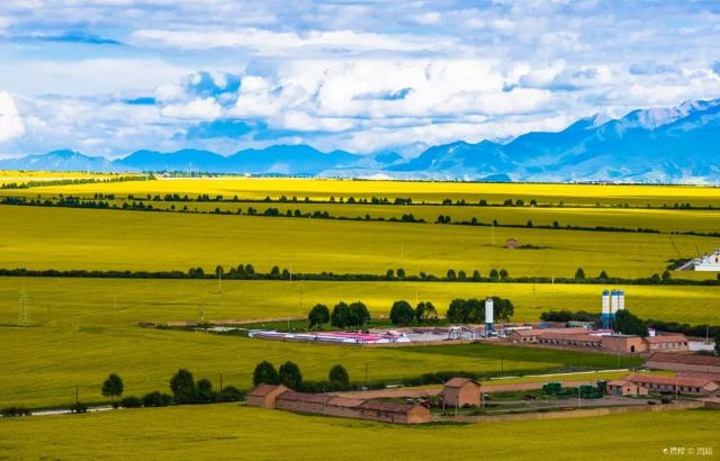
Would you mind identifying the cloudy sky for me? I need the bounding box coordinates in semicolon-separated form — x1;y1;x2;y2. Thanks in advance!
1;0;719;158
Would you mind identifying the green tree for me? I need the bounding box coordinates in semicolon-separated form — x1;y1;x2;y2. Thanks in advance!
662;270;672;281
499;269;509;280
446;298;467;323
101;373;124;400
472;270;481;282
599;270;609;280
328;364;350;389
614;310;649;337
169;369;196;404
396;268;406;280
385;269;395;280
465;298;485;323
308;304;330;328
458;270;467;280
196;378;215;403
215;265;224;278
446;269;456;280
349;301;371;327
491;297;515;322
331;302;351;328
415;302;438;323
253;361;279;386
389;300;415;326
575;268;586;280
489;269;499;280
278;361;303;390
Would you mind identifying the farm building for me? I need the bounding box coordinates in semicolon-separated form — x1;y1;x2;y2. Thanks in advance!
538;332;602;349
644;334;689;352
601;335;647;354
508;329;541;343
645;352;720;374
441;378;481;407
355;400;432;424
246;384;289;408
623;374;720;397
693;250;720;271
678;371;720;383
246;385;432;424
505;238;519;249
607;379;649;397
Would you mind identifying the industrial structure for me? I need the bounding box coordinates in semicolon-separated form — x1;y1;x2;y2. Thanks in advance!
676;249;720;271
485;297;494;334
601;289;625;329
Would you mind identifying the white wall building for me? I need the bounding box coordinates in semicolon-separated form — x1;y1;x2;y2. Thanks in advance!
694;250;720;271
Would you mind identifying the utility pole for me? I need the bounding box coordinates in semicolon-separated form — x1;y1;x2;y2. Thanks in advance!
18;286;28;327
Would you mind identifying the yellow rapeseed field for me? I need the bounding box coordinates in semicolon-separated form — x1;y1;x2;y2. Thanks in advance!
4;177;720;206
1;404;717;460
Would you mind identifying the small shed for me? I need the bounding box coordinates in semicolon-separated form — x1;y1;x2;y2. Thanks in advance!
442;377;481;407
607;379;648;397
246;384;289;409
506;238;519;249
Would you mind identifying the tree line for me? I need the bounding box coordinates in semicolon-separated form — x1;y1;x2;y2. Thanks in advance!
0;174;154;190
1;264;719;287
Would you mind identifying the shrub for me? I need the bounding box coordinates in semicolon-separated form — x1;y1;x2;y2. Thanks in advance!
120;396;143;408
142;391;173;407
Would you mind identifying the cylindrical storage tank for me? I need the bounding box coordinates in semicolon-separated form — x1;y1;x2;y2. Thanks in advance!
485;298;494;325
610;289;619;315
618;290;625;310
602;290;610;316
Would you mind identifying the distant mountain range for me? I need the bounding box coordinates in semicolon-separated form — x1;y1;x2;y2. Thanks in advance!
2;98;719;183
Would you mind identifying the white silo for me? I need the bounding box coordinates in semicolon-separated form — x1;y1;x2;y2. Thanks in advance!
485;298;494;332
618;290;625;311
601;290;611;329
610;289;620;317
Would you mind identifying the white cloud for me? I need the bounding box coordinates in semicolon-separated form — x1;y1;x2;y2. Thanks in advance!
0;59;193;97
130;28;459;55
0;92;25;142
160;97;222;119
414;12;441;25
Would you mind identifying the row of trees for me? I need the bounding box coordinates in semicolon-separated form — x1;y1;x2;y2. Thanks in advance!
389;300;439;326
99;370;243;410
1;265;718;286
308;302;371;329
446;297;515;324
253;361;351;391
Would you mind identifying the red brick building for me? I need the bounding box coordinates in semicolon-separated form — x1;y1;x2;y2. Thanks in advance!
246;385;432;424
246;384;289;408
644;334;689;352
645;352;720;374
441;378;481;407
623;374;720;397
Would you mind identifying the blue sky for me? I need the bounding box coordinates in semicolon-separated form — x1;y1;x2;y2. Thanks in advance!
0;0;719;158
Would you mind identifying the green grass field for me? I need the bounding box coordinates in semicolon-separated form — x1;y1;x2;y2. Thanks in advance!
2;205;719;279
1;404;717;460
